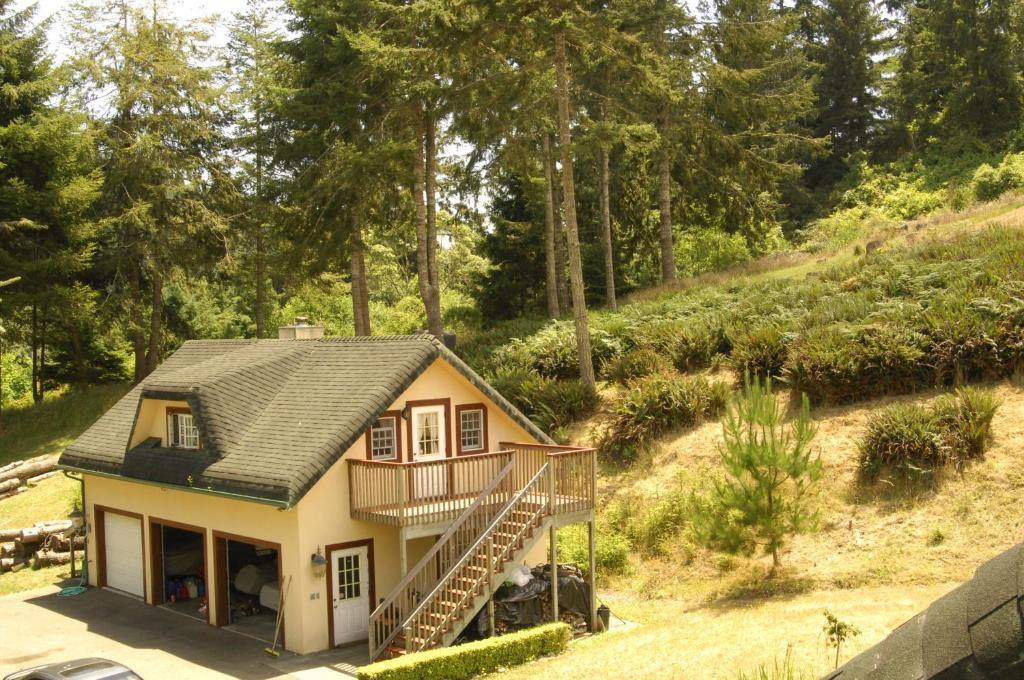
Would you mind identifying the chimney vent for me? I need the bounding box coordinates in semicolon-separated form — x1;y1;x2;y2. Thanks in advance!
279;317;324;340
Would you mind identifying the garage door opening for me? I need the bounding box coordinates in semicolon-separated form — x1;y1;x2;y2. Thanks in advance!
150;520;208;622
213;534;281;644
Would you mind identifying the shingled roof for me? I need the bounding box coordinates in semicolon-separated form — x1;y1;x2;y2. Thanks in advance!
59;335;552;507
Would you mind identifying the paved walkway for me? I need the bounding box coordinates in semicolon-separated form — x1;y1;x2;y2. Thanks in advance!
0;586;365;680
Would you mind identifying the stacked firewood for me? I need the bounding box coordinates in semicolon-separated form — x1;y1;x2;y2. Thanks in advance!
0;520;83;574
0;455;60;501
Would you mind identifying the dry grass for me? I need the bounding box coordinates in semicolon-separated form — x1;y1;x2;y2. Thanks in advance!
493;582;956;679
599;380;1024;602
526;378;1024;678
0;474;80;530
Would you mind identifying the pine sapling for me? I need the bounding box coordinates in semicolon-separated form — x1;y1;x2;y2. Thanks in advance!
695;376;822;574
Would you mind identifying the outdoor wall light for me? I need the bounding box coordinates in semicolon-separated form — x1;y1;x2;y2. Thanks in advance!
310;547;327;578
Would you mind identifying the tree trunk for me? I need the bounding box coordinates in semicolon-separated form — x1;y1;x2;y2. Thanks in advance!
599;145;616;310
30;303;40;404
128;256;147;383
38;309;46;403
254;228;266;339
658;135;676;285
414;113;443;339
553;154;570;314
554;30;595;388
144;271;162;377
542;135;561;319
350;212;372;337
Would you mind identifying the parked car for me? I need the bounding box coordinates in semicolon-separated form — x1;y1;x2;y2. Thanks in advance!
3;658;142;680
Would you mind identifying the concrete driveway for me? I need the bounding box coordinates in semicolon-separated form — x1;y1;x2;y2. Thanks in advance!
0;586;364;680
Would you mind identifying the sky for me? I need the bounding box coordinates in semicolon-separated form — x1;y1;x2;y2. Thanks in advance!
19;0;261;53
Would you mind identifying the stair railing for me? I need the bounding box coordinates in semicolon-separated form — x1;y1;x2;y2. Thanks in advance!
400;462;551;652
368;458;516;661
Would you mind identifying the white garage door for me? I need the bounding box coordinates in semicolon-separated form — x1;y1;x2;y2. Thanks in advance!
104;512;144;597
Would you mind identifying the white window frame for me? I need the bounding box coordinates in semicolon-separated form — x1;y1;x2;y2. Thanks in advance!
411;405;446;458
370;417;398;461
167;412;200;449
459;408;485;453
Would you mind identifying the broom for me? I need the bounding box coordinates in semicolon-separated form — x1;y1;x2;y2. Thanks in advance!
265;575;292;657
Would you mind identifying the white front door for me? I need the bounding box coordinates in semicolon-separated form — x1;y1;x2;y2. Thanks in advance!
331;546;369;646
411;405;448;499
103;512;144;598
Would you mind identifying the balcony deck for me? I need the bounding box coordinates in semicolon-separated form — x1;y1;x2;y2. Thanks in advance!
348;443;596;533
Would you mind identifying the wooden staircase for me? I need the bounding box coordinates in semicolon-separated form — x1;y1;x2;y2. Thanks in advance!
369;461;555;661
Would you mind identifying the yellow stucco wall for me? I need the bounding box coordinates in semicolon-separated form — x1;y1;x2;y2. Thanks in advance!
128;399;190;448
81;356;546;655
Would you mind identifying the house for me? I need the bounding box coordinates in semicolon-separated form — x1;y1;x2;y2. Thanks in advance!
58;323;597;661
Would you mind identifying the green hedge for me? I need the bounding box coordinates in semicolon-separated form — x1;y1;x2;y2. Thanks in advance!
357;622;572;680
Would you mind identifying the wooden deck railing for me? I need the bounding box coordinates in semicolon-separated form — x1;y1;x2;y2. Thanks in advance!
348;442;595;528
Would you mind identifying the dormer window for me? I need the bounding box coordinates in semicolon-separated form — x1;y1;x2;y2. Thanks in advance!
167;409;200;449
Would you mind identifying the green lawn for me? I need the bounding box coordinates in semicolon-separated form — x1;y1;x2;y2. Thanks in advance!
0;474;81;530
0;382;130;466
0;562;84;597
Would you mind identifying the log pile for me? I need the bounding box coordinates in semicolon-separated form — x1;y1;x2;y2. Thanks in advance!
0;455;60;501
0;520;81;574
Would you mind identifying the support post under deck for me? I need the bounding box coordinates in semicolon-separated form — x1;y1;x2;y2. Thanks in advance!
399;527;408;577
549;524;559;623
588;516;597;631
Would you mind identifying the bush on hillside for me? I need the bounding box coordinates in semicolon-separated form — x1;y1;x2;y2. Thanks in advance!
858;388;999;481
601;347;672;385
674;227;752;277
488;370;599;432
972;153;1024;201
785;324;931;404
599;374;729;462
799;207;870;253
995;297;1024;373
923;299;1001;385
492;320;624;379
558;522;631;576
671;321;729;372
729;324;792;381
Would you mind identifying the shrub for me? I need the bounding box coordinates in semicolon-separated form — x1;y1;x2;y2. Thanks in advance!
972;153;1024;201
670;321;728;372
674;227;752;277
599;374;728;462
493;321;624;379
800;207;869;253
857;403;947;480
489;369;600;432
996;297;1024;373
601;347;671;385
785;324;930;404
858;388;999;481
356;622;572;680
933;387;1001;458
558;522;631;576
923;299;1001;385
729;324;792;381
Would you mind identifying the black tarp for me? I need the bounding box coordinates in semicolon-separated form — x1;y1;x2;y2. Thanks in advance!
463;563;592;641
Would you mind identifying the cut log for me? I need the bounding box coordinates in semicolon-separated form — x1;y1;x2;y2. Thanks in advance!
34;520;73;534
27;471;59;486
0;478;19;496
0;457;57;485
33;550;72;568
0;460;23;475
45;534;84;552
0;528;20;542
0;541;15;557
19;527;41;544
0;556;28;573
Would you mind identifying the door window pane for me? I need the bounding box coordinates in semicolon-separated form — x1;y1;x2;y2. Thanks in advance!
336;553;361;600
416;411;440;455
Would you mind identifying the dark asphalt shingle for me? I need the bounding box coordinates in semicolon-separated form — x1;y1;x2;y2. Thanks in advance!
59;334;551;506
